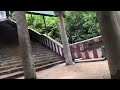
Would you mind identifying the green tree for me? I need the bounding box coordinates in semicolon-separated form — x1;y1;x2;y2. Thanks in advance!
65;11;100;44
26;14;61;42
11;11;100;44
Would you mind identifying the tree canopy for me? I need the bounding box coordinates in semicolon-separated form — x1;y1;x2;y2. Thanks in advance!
11;11;100;44
65;11;100;43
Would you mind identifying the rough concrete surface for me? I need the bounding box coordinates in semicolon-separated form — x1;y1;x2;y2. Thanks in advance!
18;60;110;79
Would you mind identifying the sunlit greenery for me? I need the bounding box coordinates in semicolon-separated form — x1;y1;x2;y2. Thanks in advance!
65;11;100;43
11;11;100;44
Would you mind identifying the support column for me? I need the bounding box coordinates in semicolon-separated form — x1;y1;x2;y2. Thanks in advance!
55;11;74;65
96;11;120;79
30;14;34;28
43;15;47;30
5;11;9;19
15;11;36;79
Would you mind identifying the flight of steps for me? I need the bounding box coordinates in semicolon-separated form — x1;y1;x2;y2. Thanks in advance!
0;20;65;79
0;40;65;79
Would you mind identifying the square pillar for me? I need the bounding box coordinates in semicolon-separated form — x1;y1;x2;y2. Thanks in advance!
15;11;36;79
97;11;120;79
54;11;74;65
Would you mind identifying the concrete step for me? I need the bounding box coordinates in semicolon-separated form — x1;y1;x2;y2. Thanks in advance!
33;51;58;54
0;60;65;79
0;71;23;79
34;56;63;60
0;55;63;67
0;63;22;71
0;59;64;76
0;58;64;71
33;53;59;57
0;60;21;67
0;56;21;60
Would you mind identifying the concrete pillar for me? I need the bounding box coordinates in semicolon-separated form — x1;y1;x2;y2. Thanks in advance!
55;11;74;65
96;11;120;79
15;11;36;79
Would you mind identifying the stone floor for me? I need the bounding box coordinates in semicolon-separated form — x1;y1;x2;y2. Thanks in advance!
18;60;111;79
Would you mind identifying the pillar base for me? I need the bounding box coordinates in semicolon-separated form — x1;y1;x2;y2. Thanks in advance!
111;70;120;79
25;77;37;79
66;62;75;65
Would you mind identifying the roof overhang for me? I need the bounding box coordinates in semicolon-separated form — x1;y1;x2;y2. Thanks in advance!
26;11;57;17
26;11;65;18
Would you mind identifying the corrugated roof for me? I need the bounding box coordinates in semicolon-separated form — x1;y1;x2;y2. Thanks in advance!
26;11;56;17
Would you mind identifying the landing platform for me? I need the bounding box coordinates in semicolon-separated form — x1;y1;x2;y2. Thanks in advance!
18;60;110;79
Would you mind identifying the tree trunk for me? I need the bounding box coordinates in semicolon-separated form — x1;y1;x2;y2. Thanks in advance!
15;11;36;79
96;11;120;79
57;11;74;65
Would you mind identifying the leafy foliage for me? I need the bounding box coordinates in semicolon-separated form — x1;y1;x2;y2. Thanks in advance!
25;14;61;42
11;11;100;44
65;11;100;43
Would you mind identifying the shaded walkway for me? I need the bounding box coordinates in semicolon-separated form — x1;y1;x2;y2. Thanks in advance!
18;60;110;79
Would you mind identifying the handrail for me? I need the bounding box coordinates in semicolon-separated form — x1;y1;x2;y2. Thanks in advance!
28;28;64;57
28;28;42;35
70;36;102;46
28;29;63;48
43;34;63;48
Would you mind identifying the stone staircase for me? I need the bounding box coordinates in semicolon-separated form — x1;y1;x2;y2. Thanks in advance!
0;20;65;79
0;40;65;79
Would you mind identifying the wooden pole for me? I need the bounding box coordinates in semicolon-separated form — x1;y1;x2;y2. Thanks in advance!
96;11;120;79
43;15;47;30
30;14;34;28
43;15;47;35
56;11;74;65
15;11;37;79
